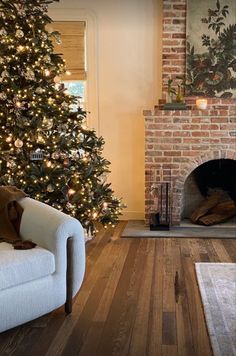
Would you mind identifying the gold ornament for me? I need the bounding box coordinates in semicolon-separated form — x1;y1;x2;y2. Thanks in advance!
14;138;23;148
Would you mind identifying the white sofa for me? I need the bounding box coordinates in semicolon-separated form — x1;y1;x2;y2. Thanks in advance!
0;197;86;333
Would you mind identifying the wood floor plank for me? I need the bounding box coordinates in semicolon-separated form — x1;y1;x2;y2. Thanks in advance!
182;257;212;356
162;312;177;346
128;239;155;356
175;239;196;356
161;344;178;356
221;240;236;261
146;239;164;356
96;239;147;356
211;239;233;262
162;239;176;312
93;239;131;322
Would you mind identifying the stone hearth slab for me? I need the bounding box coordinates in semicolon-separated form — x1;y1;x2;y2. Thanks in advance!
121;220;236;238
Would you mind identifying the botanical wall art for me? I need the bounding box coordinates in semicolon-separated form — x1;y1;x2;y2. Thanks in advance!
186;0;236;98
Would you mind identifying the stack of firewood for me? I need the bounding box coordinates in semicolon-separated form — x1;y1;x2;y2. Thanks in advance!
190;190;236;226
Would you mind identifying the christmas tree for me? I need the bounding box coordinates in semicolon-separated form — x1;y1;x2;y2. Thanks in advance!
0;0;123;236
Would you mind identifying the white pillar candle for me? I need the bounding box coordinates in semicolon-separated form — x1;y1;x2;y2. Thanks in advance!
196;98;208;109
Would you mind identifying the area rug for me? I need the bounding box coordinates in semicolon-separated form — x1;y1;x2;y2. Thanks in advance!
121;220;236;238
195;263;236;356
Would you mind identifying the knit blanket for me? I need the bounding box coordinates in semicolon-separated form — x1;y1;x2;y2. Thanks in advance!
0;186;36;249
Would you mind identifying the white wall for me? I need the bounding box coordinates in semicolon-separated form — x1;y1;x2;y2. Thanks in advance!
49;0;162;220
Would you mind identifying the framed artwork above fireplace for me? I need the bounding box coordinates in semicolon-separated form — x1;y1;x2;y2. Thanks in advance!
186;0;236;98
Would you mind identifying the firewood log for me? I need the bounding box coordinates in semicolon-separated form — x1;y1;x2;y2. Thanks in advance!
198;208;236;226
190;191;221;224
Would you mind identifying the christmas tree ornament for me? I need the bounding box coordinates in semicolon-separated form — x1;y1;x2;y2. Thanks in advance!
35;87;44;94
42;117;53;130
14;138;23;148
78;148;85;157
1;70;9;78
47;184;54;192
30;150;44;161
25;69;35;81
37;134;45;143
16;116;30;128
66;202;74;210
51;151;60;160
0;28;7;36
6;136;12;143
17;45;25;52
7;160;16;169
78;133;84;142
63;158;70;166
0;93;7;100
45;160;52;167
58;124;68;133
42;33;48;41
71;150;79;160
16;29;24;38
54;76;61;83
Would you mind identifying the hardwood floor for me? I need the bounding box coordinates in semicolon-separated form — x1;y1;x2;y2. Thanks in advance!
1;222;236;356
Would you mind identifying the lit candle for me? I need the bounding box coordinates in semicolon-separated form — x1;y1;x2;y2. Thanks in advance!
196;98;207;110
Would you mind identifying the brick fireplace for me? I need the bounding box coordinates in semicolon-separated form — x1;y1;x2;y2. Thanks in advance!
144;0;236;226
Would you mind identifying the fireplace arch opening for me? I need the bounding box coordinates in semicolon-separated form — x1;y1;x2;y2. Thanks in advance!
181;159;236;222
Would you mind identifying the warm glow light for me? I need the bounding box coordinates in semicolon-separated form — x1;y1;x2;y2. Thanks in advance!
196;98;208;110
6;136;12;143
68;188;76;196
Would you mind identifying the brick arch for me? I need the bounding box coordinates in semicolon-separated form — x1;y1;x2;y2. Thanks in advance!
172;150;236;225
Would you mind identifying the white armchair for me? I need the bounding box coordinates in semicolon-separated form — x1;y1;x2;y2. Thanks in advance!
0;197;86;333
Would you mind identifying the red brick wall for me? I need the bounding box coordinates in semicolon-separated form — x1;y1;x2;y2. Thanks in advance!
162;0;186;99
144;98;236;224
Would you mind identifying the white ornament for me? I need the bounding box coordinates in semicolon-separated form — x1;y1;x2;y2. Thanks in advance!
1;70;9;78
7;160;16;168
25;69;35;81
14;138;23;148
42;33;48;41
71;150;79;160
51;151;60;159
16;29;24;38
44;54;51;62
47;184;54;193
78;149;85;157
54;76;61;83
0;28;7;36
35;87;44;94
0;92;7;100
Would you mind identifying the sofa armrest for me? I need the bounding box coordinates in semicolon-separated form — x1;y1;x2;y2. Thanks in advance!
19;197;86;297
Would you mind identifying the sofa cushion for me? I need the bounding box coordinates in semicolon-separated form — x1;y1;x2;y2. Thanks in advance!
0;242;55;292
